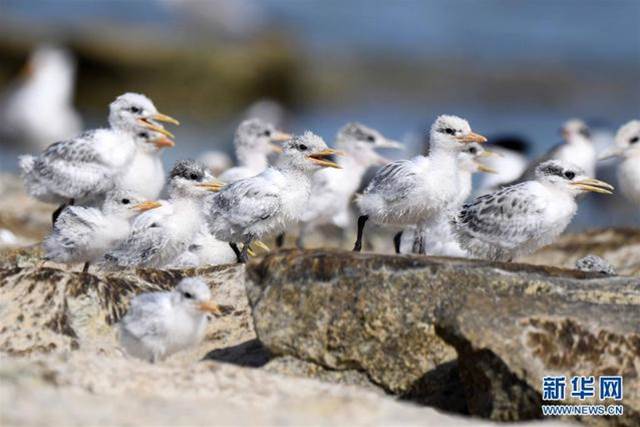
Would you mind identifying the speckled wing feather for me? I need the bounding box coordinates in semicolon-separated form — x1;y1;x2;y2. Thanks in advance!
43;206;104;262
453;183;547;248
208;176;281;231
26;131;115;199
364;160;419;203
104;204;173;267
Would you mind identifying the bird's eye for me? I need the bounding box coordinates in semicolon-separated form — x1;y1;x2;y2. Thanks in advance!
366;135;375;142
298;144;308;151
564;171;575;180
469;147;477;154
189;173;199;180
264;130;271;137
630;136;639;144
579;128;591;138
137;132;148;138
130;106;141;114
183;292;194;299
443;128;455;135
121;198;130;204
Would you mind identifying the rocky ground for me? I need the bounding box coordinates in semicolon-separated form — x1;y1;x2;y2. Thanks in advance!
0;174;638;426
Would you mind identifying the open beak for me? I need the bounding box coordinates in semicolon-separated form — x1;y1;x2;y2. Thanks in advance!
475;162;498;174
152;112;180;126
307;148;343;169
598;146;624;161
198;300;222;315
196;181;225;192
150;135;175;149
138;118;175;139
375;138;404;149
132;201;162;212
571;178;614;194
457;132;488;144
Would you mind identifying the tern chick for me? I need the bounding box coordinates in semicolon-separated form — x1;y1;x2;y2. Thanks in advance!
353;115;487;252
218;118;292;183
297;122;402;248
104;160;222;268
452;160;614;262
206;131;342;262
43;190;160;272
599;120;640;206
19;92;178;223
119;278;221;363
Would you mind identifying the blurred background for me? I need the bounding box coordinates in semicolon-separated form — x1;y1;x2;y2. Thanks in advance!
0;0;638;229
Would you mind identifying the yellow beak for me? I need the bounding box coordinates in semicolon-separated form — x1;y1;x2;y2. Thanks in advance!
152;112;180;126
150;135;175;149
479;149;501;158
132;201;162;212
571;178;614;194
307;148;344;169
271;131;293;142
198;300;222;315
195;181;226;192
138;118;175;139
476;163;498;174
458;132;488;144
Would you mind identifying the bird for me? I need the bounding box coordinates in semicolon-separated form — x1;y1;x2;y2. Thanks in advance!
42;189;161;272
353;115;487;252
598;120;640;206
452;160;614;262
167;227;238;268
475;135;530;195
516;119;596;182
296;122;402;248
398;142;497;255
197;151;233;177
205;131;342;263
19;92;178;223
104;160;223;268
118;277;221;363
217;118;292;184
0;45;82;151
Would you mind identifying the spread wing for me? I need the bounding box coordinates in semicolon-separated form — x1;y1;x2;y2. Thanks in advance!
28;131;115;199
364;159;420;203
453;183;548;248
208;175;281;230
104;203;173;267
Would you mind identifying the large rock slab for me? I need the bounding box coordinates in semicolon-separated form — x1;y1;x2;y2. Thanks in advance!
246;249;639;425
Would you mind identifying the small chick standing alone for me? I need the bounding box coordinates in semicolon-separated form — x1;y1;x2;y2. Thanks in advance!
206;132;342;263
218;118;292;183
353;115;487;251
452;160;614;262
104;160;222;268
43;190;160;272
599;120;640;207
297;122;402;248
119;278;221;363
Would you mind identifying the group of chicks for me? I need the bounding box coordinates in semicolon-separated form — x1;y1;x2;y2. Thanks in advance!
17;91;639;362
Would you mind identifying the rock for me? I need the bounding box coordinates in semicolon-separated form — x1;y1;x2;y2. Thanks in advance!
246;249;640;425
575;255;616;276
0;263;252;360
520;228;640;276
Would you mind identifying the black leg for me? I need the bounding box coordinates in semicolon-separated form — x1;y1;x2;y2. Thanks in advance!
82;262;90;273
275;233;285;248
352;215;369;252
239;241;250;263
229;242;242;263
393;231;403;254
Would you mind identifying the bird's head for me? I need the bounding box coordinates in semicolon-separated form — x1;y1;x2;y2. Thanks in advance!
278;131;343;172
599;120;640;161
235;118;291;155
108;92;179;137
429;115;487;152
535;160;613;197
458;142;498;174
132;129;175;153
173;278;221;317
102;190;162;219
168;160;224;198
336;122;403;166
560;119;591;144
